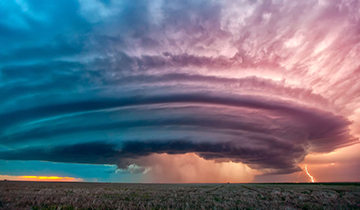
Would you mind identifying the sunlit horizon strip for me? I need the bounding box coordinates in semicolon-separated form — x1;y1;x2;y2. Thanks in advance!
0;175;83;182
22;176;74;180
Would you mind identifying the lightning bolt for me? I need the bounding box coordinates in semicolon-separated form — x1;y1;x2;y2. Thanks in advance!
304;164;315;183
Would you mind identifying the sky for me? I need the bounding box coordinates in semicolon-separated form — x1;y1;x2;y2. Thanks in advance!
0;0;360;183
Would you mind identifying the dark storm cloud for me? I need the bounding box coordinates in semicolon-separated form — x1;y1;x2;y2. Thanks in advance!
0;91;356;173
0;142;119;165
0;140;303;174
0;92;350;134
0;0;359;176
118;140;306;174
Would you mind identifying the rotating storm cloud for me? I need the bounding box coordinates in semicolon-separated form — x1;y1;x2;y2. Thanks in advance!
0;0;359;182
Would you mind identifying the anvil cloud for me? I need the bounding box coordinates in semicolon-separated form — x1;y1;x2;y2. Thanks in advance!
0;0;359;182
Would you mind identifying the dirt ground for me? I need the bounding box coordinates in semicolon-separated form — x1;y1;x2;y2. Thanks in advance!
1;181;359;210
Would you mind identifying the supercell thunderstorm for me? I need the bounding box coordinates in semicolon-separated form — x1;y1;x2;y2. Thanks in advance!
0;0;360;181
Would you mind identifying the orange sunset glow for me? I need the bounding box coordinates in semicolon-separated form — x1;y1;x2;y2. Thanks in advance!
0;175;83;182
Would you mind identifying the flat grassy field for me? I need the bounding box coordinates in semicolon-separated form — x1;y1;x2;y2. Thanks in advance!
1;181;359;210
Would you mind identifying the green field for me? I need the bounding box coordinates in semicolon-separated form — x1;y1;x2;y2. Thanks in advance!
1;181;360;210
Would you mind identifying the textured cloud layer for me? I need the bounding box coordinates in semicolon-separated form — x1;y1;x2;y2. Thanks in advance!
0;0;359;181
